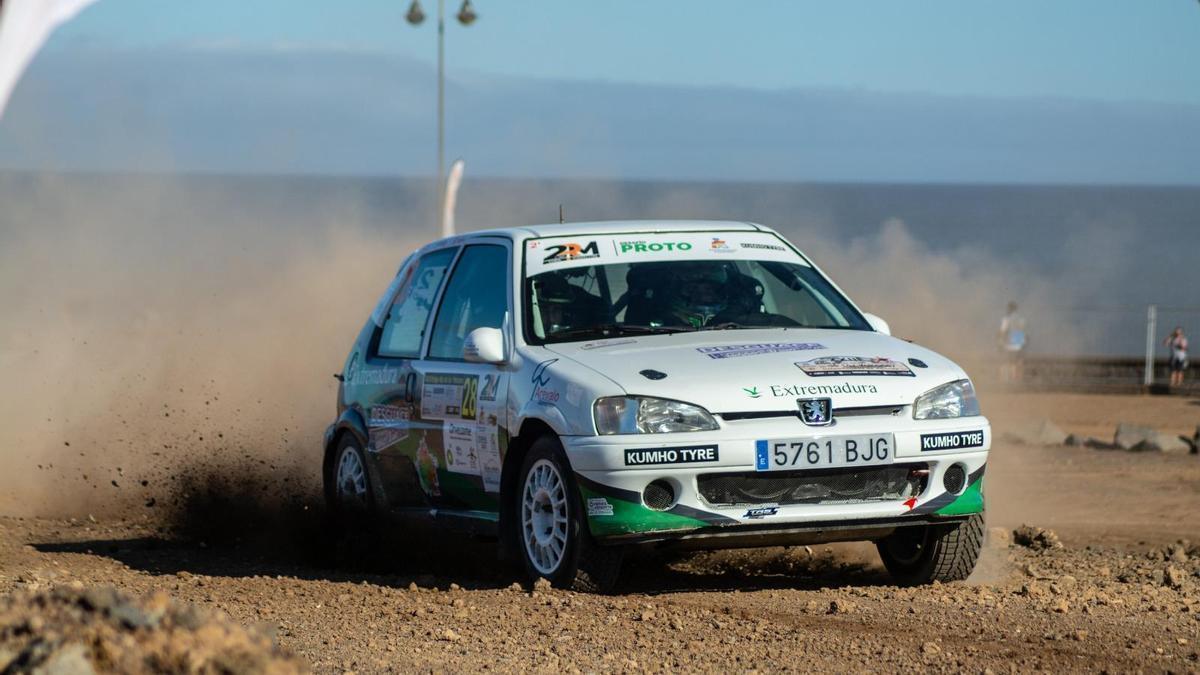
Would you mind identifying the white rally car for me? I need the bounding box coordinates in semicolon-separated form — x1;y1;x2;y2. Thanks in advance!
324;220;989;591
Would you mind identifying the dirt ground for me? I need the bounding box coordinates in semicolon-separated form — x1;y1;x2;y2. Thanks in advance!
2;391;1199;673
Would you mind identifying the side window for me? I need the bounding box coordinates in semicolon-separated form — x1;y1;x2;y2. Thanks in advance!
377;248;457;358
428;245;509;360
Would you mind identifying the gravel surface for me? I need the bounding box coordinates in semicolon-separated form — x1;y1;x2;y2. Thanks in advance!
0;392;1197;672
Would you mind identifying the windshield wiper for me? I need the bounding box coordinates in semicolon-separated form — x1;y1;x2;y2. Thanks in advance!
699;322;750;331
548;323;696;341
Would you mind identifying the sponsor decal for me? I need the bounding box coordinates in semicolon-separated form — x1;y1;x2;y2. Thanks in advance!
768;382;879;397
367;403;412;451
697;342;825;360
473;422;503;491
903;496;918;510
744;506;778;519
920;430;985;451
542;241;600;264
795;356;915;378
624;445;719;466
421;373;480;420
908;358;929;368
579;338;637;350
710;237;734;253
530;358;560;405
739;242;787;252
415;432;441;496
349;366;403;385
443;422;480;475
586;497;614;517
531;359;556;388
617;240;694;254
479;373;501;401
743;386;762;399
797;398;832;426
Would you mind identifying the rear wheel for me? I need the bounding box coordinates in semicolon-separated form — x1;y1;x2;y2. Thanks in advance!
325;434;377;565
516;435;624;593
876;513;984;585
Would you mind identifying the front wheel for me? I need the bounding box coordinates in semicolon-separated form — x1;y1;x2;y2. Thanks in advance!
876;513;984;585
516;435;623;593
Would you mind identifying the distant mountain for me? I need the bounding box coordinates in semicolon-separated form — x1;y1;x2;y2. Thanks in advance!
1;45;1199;184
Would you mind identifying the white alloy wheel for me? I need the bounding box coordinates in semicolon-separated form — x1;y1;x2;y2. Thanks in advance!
336;445;369;509
521;458;570;575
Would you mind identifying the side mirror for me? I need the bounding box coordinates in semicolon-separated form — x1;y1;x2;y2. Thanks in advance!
463;327;506;364
863;312;891;336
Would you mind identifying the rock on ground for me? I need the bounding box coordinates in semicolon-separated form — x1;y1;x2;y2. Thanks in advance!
1013;525;1063;551
1113;423;1189;452
1002;419;1068;446
0;584;305;674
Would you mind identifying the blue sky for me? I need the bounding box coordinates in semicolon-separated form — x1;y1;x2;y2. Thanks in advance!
52;0;1200;103
3;0;1198;182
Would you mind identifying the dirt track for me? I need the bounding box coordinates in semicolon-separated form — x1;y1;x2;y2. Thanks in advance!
2;391;1200;672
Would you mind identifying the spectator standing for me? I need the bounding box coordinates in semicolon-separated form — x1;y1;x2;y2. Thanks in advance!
999;301;1027;382
1163;326;1189;388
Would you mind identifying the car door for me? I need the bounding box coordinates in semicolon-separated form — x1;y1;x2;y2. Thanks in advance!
412;241;512;514
355;245;458;508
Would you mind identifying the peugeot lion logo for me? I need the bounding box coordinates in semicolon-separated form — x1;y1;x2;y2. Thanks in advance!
798;397;833;426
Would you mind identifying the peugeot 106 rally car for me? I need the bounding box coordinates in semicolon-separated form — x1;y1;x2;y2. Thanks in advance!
324;221;989;591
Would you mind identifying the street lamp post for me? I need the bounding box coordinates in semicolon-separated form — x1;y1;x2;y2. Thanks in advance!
406;0;476;235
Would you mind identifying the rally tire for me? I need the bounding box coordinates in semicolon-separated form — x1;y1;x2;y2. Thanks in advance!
877;513;984;585
571;540;625;594
325;434;377;566
516;435;624;593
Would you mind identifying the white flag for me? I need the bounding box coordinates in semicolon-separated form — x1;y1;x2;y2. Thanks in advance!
0;0;100;119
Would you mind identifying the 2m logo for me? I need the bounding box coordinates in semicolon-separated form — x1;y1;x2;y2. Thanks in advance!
543;241;599;263
461;377;478;420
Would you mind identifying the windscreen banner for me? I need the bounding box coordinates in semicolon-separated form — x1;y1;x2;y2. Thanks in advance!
524;231;806;276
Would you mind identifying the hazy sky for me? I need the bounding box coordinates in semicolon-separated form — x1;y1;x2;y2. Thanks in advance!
51;1;1200;103
2;1;1198;182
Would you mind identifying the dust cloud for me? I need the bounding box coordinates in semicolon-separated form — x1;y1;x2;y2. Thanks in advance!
0;174;1083;534
0;174;426;527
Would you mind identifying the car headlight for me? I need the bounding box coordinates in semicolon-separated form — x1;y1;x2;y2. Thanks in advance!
913;379;981;420
593;396;720;435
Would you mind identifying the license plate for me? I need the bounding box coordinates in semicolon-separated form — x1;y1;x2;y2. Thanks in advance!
755;434;895;471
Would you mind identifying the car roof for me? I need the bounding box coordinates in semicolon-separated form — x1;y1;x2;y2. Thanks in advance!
463;219;768;242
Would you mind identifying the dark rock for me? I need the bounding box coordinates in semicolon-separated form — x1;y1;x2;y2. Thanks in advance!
1013;525;1063;551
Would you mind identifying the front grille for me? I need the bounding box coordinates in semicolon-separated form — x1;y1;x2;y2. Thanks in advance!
697;464;927;507
718;404;905;422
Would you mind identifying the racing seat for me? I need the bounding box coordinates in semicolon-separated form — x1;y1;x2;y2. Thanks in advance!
619;264;673;325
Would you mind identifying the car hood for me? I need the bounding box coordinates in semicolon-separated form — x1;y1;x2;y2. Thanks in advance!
543;329;965;413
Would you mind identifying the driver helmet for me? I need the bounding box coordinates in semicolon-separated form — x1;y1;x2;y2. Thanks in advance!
534;273;575;332
669;263;729;327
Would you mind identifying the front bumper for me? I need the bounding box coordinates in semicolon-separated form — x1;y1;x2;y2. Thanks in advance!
564;413;989;542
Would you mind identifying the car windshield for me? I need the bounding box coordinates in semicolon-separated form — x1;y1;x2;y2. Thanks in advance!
526;259;870;343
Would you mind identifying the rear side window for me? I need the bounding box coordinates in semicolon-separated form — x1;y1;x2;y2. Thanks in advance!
378;248;457;358
428;245;509;360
